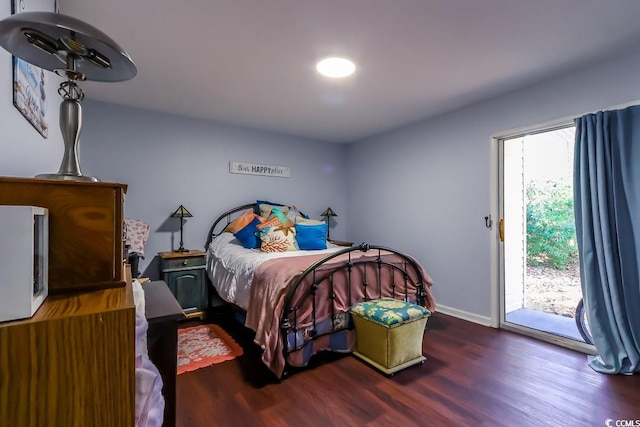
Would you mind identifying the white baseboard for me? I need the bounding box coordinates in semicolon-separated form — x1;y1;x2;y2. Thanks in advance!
435;304;495;327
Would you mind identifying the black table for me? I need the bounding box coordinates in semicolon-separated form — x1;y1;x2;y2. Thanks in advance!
143;280;185;427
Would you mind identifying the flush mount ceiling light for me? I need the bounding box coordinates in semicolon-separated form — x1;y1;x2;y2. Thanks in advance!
316;57;355;78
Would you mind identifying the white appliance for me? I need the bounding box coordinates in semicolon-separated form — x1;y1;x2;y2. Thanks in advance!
0;206;49;322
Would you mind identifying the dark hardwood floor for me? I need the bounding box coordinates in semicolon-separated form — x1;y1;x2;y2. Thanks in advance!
176;312;640;426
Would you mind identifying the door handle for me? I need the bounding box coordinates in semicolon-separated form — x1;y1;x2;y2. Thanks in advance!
499;219;504;242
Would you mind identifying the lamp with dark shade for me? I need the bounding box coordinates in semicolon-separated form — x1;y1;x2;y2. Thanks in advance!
0;12;137;182
171;205;193;252
321;207;337;240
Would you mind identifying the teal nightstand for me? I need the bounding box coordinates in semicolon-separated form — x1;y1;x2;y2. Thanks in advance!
158;250;208;319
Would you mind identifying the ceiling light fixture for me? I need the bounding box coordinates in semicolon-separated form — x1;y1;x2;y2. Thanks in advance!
316;57;355;78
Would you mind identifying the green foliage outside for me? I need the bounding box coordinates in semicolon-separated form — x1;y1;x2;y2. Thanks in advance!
526;180;578;270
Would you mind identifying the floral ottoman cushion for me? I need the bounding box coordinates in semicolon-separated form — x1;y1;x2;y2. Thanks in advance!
350;298;430;327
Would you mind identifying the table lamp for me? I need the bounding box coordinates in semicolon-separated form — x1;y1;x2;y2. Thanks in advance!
171;205;193;252
321;207;337;240
0;12;137;182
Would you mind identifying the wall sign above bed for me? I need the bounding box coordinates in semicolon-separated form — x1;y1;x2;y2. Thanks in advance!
229;161;290;178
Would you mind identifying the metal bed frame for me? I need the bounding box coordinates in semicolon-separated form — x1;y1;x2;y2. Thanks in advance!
205;202;429;376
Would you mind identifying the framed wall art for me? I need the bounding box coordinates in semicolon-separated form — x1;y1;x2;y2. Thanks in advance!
10;0;57;138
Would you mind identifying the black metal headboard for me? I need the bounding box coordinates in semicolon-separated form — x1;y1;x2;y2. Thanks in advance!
204;202;306;249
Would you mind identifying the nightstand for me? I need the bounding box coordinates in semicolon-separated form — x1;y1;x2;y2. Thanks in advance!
329;239;354;247
158;250;207;319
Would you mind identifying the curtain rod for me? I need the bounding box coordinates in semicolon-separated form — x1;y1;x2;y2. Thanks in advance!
493;99;640;140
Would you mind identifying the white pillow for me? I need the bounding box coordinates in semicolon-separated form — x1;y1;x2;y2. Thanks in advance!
295;217;326;226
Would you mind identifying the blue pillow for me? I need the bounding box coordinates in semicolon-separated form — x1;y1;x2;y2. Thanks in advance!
234;217;262;249
295;223;328;250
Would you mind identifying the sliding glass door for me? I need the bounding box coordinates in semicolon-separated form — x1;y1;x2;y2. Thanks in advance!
498;125;594;353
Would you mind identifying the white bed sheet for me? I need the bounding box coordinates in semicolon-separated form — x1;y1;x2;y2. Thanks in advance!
206;232;343;310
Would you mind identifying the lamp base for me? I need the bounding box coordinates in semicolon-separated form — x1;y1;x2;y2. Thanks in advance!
35;173;99;182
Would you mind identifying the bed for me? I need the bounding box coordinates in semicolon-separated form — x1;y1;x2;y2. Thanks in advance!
204;202;436;378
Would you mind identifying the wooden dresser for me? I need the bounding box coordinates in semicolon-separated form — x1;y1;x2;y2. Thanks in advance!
0;271;136;427
0;177;135;426
0;177;127;293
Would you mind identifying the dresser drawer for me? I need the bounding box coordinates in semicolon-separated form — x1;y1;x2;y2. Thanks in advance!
161;255;205;271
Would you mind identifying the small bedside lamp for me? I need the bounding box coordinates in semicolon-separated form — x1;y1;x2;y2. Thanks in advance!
321;207;337;240
171;205;193;252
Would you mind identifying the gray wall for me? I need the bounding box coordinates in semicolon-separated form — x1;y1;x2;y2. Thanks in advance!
347;49;640;323
0;1;62;177
3;0;640;322
79;101;348;278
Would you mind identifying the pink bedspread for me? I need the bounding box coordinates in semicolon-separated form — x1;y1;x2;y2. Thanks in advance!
245;249;435;378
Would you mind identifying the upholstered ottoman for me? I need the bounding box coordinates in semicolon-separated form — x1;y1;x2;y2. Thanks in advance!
350;298;431;375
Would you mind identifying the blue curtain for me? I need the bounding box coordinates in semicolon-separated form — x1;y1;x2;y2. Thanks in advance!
574;105;640;374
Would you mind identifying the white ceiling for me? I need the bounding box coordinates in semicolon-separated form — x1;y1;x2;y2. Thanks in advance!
57;0;640;143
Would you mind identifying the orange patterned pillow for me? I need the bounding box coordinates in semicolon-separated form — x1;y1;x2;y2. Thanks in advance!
256;215;282;231
225;209;262;234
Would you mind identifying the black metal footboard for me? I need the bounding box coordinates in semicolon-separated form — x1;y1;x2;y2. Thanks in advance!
279;243;428;374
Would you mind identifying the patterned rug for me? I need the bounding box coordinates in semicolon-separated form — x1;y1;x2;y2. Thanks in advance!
177;324;243;375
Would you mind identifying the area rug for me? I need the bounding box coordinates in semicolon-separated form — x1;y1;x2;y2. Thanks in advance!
177;324;243;375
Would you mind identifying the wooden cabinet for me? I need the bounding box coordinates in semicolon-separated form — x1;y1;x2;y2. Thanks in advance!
0;271;135;427
0;178;134;426
159;250;207;319
0;177;127;293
